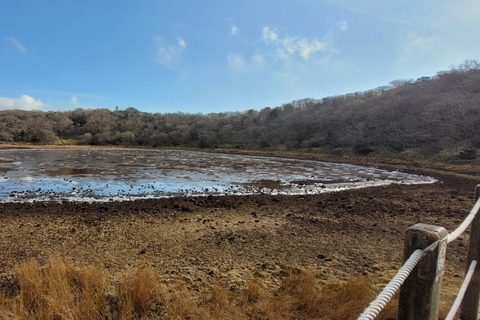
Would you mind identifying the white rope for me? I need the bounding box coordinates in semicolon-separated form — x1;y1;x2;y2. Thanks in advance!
447;197;480;243
358;191;480;320
445;260;477;320
357;249;423;320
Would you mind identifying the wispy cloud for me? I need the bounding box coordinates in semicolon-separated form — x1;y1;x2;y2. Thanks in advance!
32;89;108;100
3;37;26;53
339;21;348;31
228;26;337;75
262;27;278;42
251;54;265;68
0;95;44;110
441;0;480;28
262;26;336;62
322;0;413;25
70;96;79;105
227;54;245;72
228;53;265;73
153;37;187;68
178;38;186;49
396;32;437;65
231;24;239;35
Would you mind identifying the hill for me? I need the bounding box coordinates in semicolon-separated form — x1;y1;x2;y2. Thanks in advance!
1;60;479;162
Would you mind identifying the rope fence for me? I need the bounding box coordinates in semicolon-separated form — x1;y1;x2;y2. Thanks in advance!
447;196;480;243
445;260;477;320
358;249;423;320
358;185;480;320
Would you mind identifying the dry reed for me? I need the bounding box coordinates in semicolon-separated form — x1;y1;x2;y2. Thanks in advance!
0;256;411;320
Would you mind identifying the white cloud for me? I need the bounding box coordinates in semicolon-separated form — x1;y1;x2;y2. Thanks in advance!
177;38;187;49
153;37;187;68
228;54;266;73
231;24;239;35
252;55;265;68
227;54;246;72
262;26;335;62
228;27;337;76
322;0;480;75
70;96;79;105
0;95;44;110
339;21;348;31
33;90;108;100
322;0;414;25
262;27;278;42
4;37;26;53
398;32;436;62
393;32;442;76
441;0;480;29
324;0;480;29
297;38;326;60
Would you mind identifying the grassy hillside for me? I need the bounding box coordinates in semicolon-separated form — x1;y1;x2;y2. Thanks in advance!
1;60;479;162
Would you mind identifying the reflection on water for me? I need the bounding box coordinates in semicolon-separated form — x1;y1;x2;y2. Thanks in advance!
0;149;436;202
46;168;102;176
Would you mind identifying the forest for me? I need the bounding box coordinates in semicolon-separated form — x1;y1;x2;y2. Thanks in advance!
1;61;479;162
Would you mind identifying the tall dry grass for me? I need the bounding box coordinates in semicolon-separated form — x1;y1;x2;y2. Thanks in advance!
0;256;408;319
1;256;109;320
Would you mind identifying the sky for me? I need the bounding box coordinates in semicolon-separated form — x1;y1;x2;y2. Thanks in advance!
0;0;479;114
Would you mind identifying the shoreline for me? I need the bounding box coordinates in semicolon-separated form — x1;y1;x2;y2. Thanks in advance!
2;142;480;176
0;145;479;313
0;147;438;204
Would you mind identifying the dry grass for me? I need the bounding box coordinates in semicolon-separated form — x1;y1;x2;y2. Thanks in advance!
117;266;167;319
0;256;409;320
1;256;109;320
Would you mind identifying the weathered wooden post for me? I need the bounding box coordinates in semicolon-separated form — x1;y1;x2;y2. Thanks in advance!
461;185;480;320
398;223;448;320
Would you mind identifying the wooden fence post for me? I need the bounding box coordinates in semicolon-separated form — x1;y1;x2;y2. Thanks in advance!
398;223;448;320
461;185;480;320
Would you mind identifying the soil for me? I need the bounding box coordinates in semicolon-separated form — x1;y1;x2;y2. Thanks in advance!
0;155;479;305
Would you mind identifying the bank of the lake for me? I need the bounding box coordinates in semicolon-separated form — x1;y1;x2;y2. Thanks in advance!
0;160;479;315
0;147;436;202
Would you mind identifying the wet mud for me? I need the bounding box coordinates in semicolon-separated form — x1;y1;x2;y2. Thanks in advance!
0;149;434;202
0;165;478;301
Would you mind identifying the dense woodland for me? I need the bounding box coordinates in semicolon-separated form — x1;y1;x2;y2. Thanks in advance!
1;61;480;161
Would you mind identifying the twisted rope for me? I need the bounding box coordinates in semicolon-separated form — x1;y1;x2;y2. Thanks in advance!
357;249;423;320
445;260;477;320
358;195;480;319
447;197;480;243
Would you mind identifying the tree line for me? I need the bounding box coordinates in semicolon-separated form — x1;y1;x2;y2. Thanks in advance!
1;61;479;161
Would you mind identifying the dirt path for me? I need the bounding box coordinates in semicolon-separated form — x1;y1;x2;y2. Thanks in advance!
1;164;479;304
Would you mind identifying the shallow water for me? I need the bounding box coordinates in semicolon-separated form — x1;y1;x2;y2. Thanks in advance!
0;149;436;202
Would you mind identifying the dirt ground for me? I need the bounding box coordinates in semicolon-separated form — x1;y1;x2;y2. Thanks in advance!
0;157;479;307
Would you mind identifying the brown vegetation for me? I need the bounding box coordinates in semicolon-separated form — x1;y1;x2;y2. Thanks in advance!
0;167;476;319
1;61;479;162
0;256;402;320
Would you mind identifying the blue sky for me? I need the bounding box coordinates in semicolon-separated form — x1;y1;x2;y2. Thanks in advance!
1;0;479;113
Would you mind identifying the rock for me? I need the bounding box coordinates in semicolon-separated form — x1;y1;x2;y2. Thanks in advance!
207;269;216;276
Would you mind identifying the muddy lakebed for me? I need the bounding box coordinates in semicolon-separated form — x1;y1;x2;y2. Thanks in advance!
0;149;436;202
